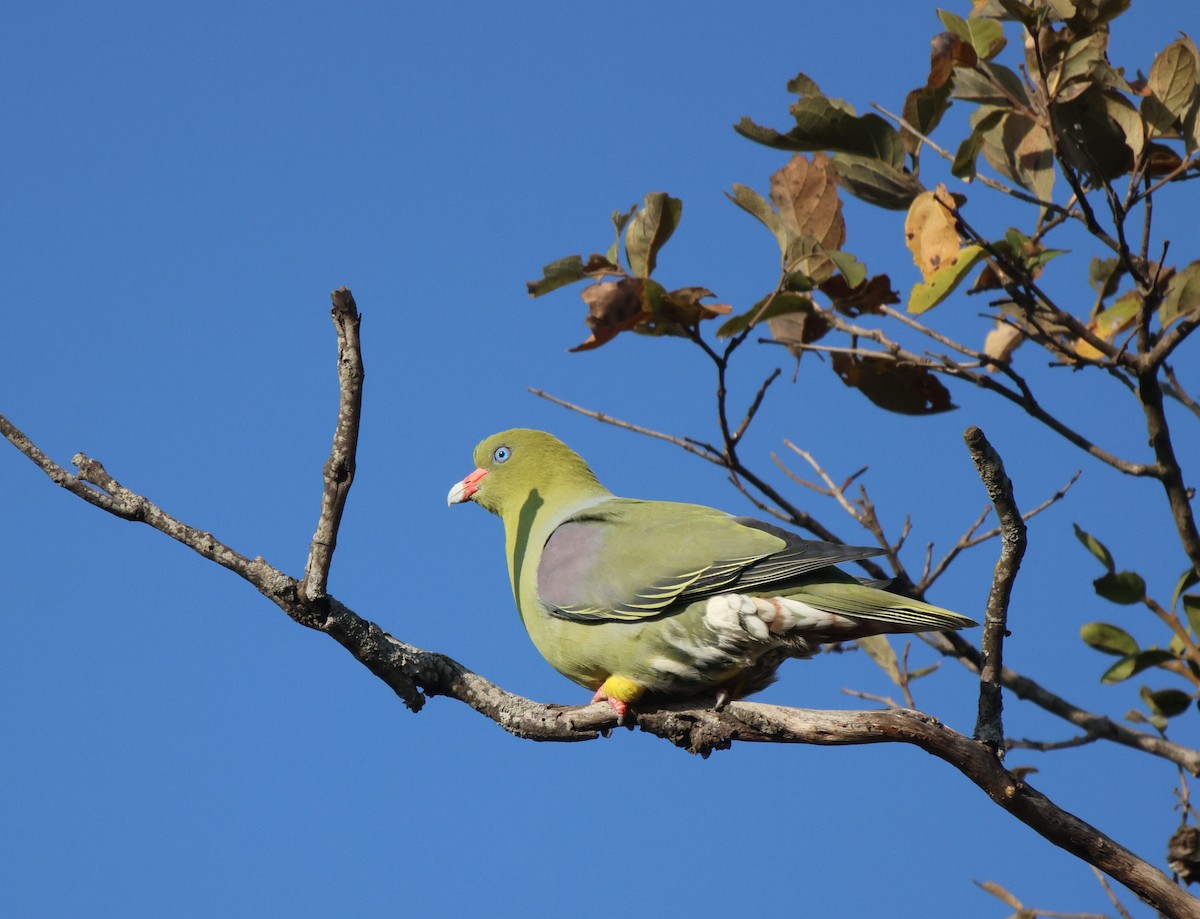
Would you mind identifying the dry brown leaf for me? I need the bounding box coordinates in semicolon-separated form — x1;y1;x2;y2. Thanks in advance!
770;152;846;253
831;352;956;414
818;273;900;316
768;308;832;358
928;31;978;88
570;279;648;352
659;286;733;324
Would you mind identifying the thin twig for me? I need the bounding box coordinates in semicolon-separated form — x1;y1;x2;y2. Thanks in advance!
1093;865;1137;919
1129;152;1200;207
841;688;902;709
732;367;782;444
528;389;721;462
922;470;1080;593
1007;734;1101;754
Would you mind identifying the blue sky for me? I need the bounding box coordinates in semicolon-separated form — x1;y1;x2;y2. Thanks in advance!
2;3;1198;916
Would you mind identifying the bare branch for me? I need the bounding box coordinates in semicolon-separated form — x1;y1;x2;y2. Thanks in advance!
1165;364;1200;420
7;291;1200;917
732;367;782;444
924;629;1200;776
964;427;1025;752
0;413;126;516
922;470;1079;593
639;702;1199;919
780;441;865;526
302;288;365;604
528;388;721;462
1147;308;1200;369
1133;364;1200;574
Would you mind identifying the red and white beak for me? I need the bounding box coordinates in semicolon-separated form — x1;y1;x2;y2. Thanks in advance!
447;467;488;506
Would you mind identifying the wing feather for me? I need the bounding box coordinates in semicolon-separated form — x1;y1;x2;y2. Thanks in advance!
536;499;884;623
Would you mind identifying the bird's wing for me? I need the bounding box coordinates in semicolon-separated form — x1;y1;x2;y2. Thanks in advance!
536;498;883;623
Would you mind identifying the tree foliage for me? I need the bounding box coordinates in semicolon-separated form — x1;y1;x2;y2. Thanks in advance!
524;0;1200;913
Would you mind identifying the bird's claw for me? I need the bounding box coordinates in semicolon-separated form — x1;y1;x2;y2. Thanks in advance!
591;687;630;726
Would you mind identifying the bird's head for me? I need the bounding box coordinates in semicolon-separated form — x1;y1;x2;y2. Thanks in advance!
447;428;607;520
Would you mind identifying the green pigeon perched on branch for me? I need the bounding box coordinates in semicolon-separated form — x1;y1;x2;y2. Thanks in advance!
448;428;976;718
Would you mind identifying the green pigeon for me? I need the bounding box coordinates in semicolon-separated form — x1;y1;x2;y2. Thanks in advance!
448;428;976;717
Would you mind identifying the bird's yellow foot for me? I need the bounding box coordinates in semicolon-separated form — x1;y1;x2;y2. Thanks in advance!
592;675;644;725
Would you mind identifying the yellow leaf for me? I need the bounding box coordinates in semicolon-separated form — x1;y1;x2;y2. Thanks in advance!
1074;291;1139;360
908;244;985;313
904;186;964;280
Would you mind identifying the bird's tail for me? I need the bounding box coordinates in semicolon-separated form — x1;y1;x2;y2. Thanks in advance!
786;581;976;639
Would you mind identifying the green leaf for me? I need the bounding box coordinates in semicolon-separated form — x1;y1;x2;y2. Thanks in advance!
936;8;970;40
1184;595;1200;638
937;9;1006;61
726;184;785;253
1148;37;1200;123
1053;32;1109;98
979;111;1055;202
907;244;986;313
735;74;905;167
625;193;682;278
901;82;953;157
951;130;985;181
829;250;867;288
1101;650;1176;684
1141;686;1192;718
952;63;1029;107
1088;256;1123;300
968;18;1007;61
1093;570;1146;605
1073;523;1114;572
527;254;586;297
1080;622;1139;657
716;292;815;339
607;204;638;266
1097;89;1145;161
1160;261;1200;328
785;271;815;292
831;154;924;210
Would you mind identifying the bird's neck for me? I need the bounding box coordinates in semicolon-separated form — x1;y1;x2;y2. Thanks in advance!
502;484;612;613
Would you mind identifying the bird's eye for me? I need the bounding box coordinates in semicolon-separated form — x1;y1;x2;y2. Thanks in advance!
493;445;511;463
